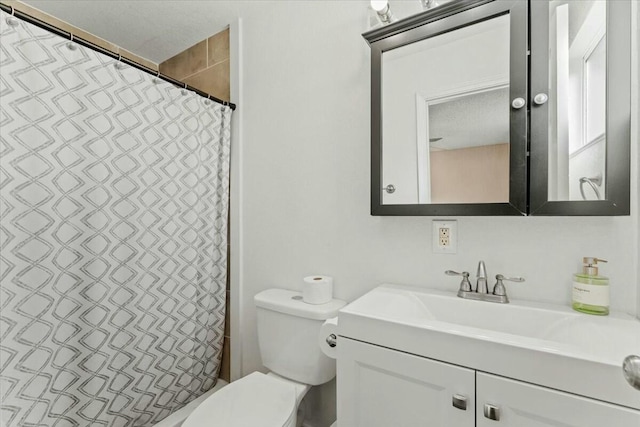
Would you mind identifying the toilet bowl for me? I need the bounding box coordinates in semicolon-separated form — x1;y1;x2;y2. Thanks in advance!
182;288;346;427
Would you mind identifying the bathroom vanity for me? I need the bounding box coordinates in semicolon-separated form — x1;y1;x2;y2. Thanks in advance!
336;285;640;426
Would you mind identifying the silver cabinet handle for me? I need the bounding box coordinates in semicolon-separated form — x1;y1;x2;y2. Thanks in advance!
511;97;526;109
383;184;396;194
533;93;549;105
452;394;467;410
623;355;640;391
326;333;337;348
484;403;500;421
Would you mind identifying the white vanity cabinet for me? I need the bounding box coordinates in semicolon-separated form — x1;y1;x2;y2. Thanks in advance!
338;338;640;427
337;338;474;427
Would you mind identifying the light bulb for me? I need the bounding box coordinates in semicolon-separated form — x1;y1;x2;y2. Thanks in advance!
370;0;388;12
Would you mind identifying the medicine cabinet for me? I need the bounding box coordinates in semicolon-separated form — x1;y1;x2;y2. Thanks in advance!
364;0;631;216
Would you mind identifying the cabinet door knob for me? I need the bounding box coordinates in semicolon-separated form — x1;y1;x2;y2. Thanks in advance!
484;403;501;421
623;355;640;391
383;184;396;194
533;93;549;105
452;394;467;410
511;97;526;109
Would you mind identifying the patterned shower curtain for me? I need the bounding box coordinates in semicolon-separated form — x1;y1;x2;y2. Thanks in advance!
0;10;231;427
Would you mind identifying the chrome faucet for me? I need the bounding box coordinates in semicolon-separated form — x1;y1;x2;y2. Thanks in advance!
476;260;488;293
445;261;525;304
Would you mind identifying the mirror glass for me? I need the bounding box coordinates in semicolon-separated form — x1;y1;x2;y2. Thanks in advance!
547;0;606;201
381;14;510;205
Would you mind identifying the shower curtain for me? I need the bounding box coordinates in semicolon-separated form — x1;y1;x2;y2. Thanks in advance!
0;10;231;427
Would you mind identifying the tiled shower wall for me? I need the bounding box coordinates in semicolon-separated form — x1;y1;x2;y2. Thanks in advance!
159;30;232;382
159;29;230;101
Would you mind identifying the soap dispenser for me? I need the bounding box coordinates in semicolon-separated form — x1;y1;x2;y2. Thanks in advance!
572;257;609;315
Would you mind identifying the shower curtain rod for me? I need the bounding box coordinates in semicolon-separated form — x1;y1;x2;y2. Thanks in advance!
0;2;237;111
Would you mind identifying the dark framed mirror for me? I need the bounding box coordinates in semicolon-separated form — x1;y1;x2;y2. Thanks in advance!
529;0;631;215
364;0;528;216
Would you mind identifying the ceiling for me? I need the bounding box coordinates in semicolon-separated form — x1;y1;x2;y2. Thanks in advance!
20;1;448;65
21;0;251;63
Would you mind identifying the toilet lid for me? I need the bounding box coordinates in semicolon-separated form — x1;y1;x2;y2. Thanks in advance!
183;372;297;427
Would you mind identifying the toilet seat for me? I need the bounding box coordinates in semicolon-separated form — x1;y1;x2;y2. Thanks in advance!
183;372;298;427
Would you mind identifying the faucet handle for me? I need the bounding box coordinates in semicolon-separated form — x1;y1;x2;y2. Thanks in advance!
496;274;525;282
445;270;472;293
445;270;467;276
493;274;525;297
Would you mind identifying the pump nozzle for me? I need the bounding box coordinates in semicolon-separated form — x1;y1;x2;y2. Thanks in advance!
582;257;607;276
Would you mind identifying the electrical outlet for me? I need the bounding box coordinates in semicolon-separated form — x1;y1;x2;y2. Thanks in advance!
439;227;450;246
433;220;457;254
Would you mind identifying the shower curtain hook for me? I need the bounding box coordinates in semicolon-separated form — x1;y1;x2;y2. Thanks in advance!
113;54;125;70
6;6;20;27
66;33;78;51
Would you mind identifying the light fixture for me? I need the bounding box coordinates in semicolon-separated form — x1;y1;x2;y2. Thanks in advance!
371;0;396;25
421;0;439;10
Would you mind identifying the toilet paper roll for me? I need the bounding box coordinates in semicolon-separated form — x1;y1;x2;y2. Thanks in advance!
319;316;339;359
302;275;333;305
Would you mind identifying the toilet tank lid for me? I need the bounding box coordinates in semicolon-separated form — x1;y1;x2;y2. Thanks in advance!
254;289;346;320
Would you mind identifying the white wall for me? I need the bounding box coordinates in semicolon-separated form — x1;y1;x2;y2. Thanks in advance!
233;1;639;424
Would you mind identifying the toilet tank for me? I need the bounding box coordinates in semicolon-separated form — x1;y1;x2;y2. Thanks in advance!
254;289;346;386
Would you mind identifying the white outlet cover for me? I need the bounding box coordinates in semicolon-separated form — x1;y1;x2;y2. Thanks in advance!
432;220;457;254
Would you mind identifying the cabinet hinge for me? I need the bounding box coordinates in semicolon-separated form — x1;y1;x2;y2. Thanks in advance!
527;50;531;56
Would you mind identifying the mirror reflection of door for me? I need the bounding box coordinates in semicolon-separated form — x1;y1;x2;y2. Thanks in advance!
548;0;606;201
381;14;510;205
419;86;510;204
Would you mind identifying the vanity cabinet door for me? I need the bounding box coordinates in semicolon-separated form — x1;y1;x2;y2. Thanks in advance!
337;338;474;427
476;373;640;427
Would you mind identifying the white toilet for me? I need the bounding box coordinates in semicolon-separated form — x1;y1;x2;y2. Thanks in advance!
183;288;346;427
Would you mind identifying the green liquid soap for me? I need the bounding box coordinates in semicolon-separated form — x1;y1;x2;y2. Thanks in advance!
572;257;609;316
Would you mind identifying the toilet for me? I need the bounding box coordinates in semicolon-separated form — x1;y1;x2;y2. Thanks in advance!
183;288;346;427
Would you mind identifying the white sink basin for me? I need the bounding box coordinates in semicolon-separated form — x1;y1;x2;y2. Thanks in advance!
338;284;640;410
